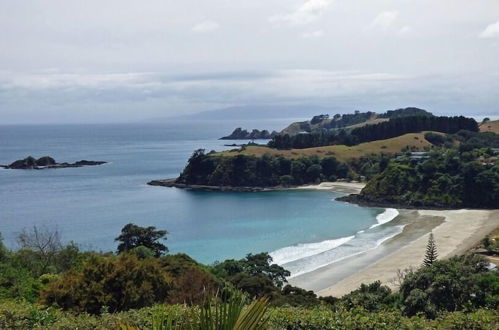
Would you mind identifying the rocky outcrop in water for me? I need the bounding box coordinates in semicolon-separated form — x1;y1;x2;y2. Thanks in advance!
1;156;107;169
220;128;278;140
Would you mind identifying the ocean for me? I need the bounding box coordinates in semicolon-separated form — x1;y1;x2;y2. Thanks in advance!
0;121;401;276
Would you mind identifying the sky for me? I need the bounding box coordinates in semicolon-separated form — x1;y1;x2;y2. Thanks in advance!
1;0;499;124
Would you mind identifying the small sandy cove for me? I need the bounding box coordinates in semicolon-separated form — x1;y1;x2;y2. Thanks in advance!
317;209;499;297
292;182;499;297
293;181;365;194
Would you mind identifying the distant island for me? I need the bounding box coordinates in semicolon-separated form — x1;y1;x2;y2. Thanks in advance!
150;107;499;209
1;156;107;169
220;127;278;140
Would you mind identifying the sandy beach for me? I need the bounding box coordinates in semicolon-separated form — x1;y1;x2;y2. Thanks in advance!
292;181;365;194
286;182;499;297
314;209;499;297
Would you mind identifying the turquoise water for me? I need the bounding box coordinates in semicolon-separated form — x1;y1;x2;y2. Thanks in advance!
0;122;398;274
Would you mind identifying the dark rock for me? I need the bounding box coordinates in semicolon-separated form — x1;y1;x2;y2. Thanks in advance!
36;156;56;166
8;156;38;169
2;156;106;170
73;160;107;166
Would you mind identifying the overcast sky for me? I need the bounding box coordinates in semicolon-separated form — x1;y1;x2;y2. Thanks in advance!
1;0;499;123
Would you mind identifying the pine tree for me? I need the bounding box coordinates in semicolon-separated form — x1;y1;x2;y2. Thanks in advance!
423;233;438;266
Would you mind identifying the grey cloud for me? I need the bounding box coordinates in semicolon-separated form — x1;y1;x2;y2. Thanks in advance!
1;69;498;124
0;0;498;123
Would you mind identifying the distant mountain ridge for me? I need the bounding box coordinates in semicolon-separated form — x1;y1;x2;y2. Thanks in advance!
174;105;341;121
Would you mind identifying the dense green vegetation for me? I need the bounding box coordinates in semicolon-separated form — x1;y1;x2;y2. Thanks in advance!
268;129;356;149
177;150;349;186
452;129;499;152
359;148;499;208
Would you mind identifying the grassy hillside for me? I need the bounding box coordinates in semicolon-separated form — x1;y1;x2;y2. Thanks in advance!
480;120;499;134
218;132;435;162
279;114;382;136
343;117;388;129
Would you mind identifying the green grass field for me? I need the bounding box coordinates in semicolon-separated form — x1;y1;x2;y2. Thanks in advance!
217;132;435;162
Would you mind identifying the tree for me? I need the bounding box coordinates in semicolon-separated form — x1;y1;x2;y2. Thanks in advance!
16;225;63;274
423;233;438;267
115;223;168;257
0;233;6;262
242;253;290;288
340;281;394;312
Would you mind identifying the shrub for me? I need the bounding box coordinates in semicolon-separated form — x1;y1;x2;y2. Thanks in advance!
424;132;446;146
400;254;493;318
340;281;397;312
40;254;172;314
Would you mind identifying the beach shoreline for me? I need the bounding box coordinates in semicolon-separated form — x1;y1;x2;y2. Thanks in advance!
312;209;499;297
147;179;366;194
290;182;365;194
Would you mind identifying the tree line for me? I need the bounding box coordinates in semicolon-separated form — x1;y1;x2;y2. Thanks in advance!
177;150;349;187
351;115;478;143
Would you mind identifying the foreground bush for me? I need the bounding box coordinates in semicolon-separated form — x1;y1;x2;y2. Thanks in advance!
400;254;498;318
269;307;499;330
1;301;498;329
40;254;173;314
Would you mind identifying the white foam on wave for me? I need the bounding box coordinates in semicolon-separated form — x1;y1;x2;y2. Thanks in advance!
270;235;355;265
370;208;399;229
287;225;406;278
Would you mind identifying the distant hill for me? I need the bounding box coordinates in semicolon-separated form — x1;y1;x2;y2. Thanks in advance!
480;119;499;134
279;107;433;136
